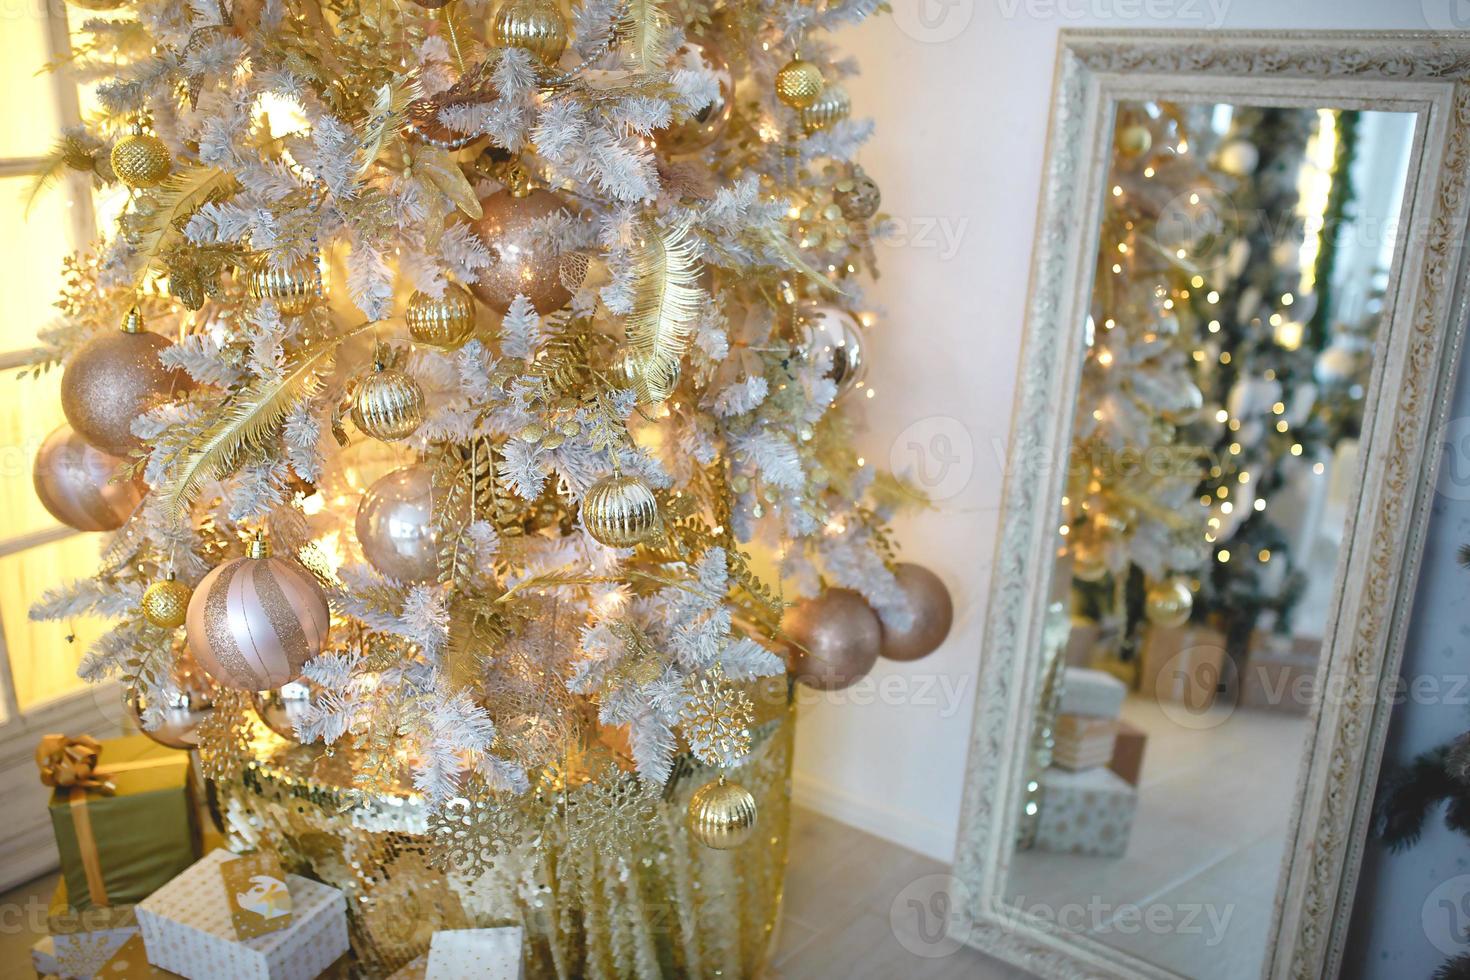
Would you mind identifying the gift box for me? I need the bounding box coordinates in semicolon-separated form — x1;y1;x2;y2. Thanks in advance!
1139;625;1230;707
1057;666;1126;719
42;733;199;912
47;878;140;977
137;849;349;980
1034;766;1137;858
1108;720;1148;786
1052;714;1119;771
1240;633;1319;713
426;926;524;979
96;934;182;978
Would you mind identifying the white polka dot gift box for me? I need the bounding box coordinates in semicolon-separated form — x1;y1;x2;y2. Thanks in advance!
136;849;348;980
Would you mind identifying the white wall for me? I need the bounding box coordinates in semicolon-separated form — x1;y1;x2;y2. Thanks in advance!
792;0;1441;863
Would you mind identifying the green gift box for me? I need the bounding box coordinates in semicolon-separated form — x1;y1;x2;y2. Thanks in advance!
44;733;199;912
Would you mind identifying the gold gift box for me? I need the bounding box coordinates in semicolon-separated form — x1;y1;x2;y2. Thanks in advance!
46;733;200;912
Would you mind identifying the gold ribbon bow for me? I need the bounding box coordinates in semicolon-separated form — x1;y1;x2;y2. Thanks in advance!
35;734;117;795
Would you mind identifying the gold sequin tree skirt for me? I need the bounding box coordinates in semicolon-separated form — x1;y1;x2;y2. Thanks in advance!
213;680;793;978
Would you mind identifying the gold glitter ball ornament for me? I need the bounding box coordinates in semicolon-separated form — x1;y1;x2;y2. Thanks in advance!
582;474;660;548
407;284;477;348
61;306;196;456
1144;575;1194;628
141;575;192;629
687;776;758;850
834;167;881;222
800;83;850;134
1115;123;1153;158
110;127;171;189
774;57;825;109
248;253;323;316
352;363;426;441
492;0;569;65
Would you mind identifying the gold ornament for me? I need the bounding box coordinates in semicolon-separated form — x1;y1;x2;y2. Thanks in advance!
110;125;171;189
141;575;192;629
655;40;734;155
352;363;426;441
1115;123;1153;158
61;306;196;456
581;474;661;548
687;775;758;850
491;0;569;65
878;563;953;662
800;83;850;135
681;667;754;766
774;57;824;109
468;188;574;315
1145;576;1194;628
248;253;323;315
1069;533;1109;583
834;167;881;222
252;680;315;742
407;284;477;348
128;649;215;750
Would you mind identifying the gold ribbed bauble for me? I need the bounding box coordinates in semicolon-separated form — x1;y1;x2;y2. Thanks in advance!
655;40;734;155
248;253;323;315
800;83;850;134
492;0;569;64
110;127;171;189
1144;576;1194;629
774;57;824;109
141;575;192;629
834;167;881;222
582;474;660;548
185;535;330;691
61;307;196;456
351;363;425;441
687;776;758;850
468;188;574;315
407;284;477;348
33;424;144;532
878;563;954;663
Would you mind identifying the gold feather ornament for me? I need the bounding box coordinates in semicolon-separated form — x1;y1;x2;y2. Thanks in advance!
623;218;704;403
352;362;426;441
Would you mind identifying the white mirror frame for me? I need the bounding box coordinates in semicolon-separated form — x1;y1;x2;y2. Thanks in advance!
954;29;1470;980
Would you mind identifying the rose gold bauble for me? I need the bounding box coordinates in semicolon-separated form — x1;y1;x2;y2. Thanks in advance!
782;588;881;691
468;188;574;315
355;464;440;583
879;563;953;662
655;40;734;155
33;424;144;531
252;680;315;742
61;309;194;456
128;652;216;750
185;537;330;691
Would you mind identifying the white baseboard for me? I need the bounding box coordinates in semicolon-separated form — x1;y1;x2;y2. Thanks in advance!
791;770;953;863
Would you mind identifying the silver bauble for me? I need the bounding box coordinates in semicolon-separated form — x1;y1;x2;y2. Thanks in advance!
252;681;315;742
797;304;865;399
128;652;216;749
356;464;440;583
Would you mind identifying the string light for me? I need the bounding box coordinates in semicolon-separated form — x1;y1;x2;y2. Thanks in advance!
1218;550;1231;563
1258;549;1271;562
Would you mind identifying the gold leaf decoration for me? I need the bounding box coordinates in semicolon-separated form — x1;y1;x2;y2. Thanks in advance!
126;164;239;285
413;144;483;219
624;217;703;403
159;322;373;522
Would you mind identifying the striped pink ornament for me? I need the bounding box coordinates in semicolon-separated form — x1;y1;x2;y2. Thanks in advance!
185;542;329;691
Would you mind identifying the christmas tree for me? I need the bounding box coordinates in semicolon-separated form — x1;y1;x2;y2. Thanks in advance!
26;0;949;862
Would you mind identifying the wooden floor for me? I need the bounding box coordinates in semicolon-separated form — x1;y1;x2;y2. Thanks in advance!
0;808;1023;980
